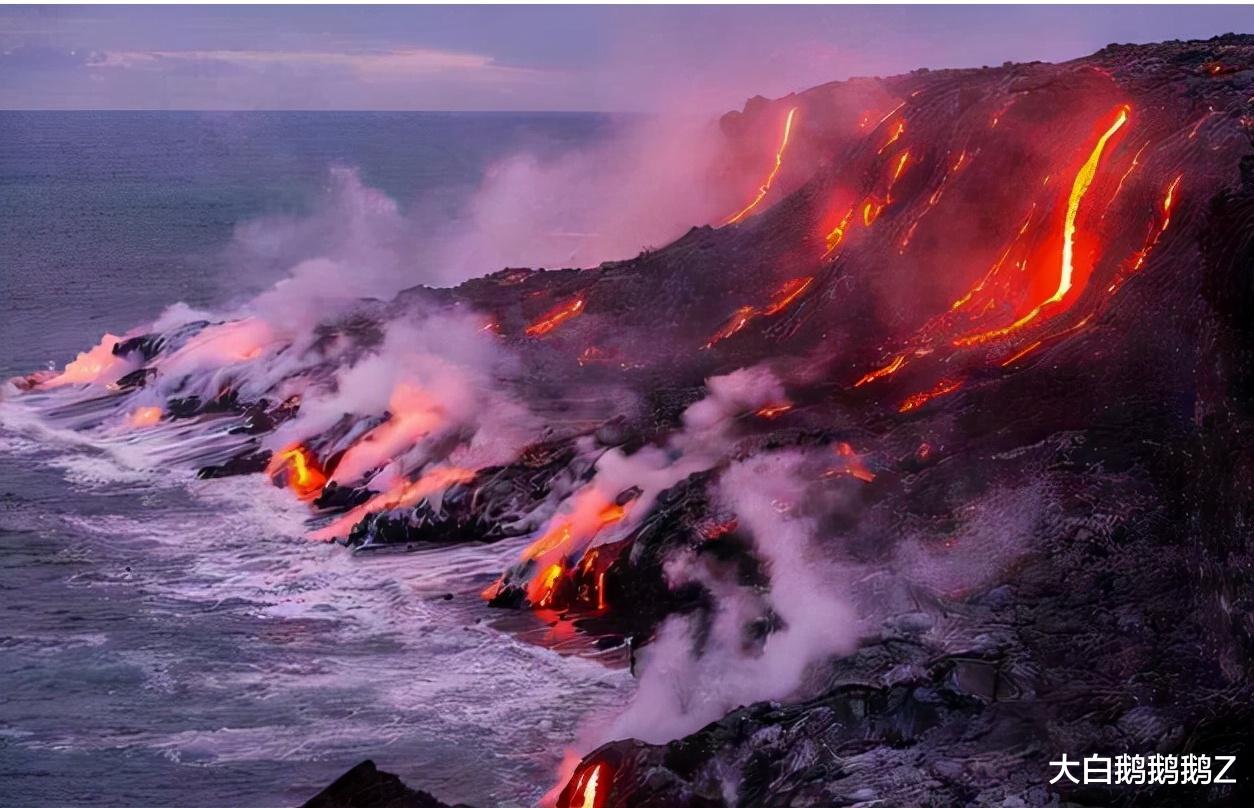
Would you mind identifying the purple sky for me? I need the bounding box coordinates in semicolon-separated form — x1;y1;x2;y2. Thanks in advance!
2;5;1251;111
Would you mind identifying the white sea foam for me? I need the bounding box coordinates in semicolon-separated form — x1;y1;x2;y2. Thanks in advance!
4;413;632;806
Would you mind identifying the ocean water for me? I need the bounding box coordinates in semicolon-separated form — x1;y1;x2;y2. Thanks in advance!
0;112;630;808
0;111;610;378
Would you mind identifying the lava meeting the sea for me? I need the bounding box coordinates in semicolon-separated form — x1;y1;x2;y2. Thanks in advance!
8;32;1254;808
267;445;327;500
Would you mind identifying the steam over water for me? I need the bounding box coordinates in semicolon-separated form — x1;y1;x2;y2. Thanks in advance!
0;111;630;808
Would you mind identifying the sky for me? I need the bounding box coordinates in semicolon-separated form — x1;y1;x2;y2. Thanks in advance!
1;5;1252;112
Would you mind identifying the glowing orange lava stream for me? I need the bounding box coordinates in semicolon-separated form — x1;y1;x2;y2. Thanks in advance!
1056;107;1130;304
1104;141;1149;216
703;305;758;349
526;296;585;337
899;378;963;412
823;205;856;257
854;353;908;387
755;403;793;419
954;105;1130;347
949;204;1037;313
878;120;905;154
561;761;610;808
1123;174;1183;275
824;441;876;483
763;276;813;315
725;106;799;225
268;444;327;500
703;276;814;348
126;406;162;428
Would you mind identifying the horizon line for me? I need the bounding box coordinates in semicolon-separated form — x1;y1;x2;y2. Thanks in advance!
0;108;638;114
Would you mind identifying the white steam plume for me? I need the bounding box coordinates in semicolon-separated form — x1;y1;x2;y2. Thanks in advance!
605;450;859;745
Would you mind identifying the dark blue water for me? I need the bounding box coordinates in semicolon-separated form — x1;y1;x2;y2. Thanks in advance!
0;111;610;378
0;112;629;808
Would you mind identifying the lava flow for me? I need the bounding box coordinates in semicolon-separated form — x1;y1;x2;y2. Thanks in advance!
824;441;876;483
725;106;799;225
490;489;633;610
41;334;131;388
557;760;611;808
308;466;477;541
526;296;586;337
755;403;793;419
854;353;908;387
822;204;856;257
522;498;629;562
898;378;963;412
763;276;814;315
953;104;1130;347
703;276;816;349
1124;174;1183;275
267;444;327;500
703;305;758;349
126;406;162;428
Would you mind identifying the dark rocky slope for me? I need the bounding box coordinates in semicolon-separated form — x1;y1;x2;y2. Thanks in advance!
541;36;1254;808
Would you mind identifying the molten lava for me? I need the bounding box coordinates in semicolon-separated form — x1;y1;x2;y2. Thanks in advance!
1105;141;1149;216
1163;174;1181;216
330;383;445;486
763;276;814;315
854;353;908;387
559;761;611;808
308;466;476;541
507;490;634;609
532;562;566;609
725;106;799;225
267;444;327;500
43;334;131;388
699;518;739;541
888;149;911;187
953;105;1130;347
1125;174;1182;274
899;378;963;412
878;119;905;154
862;197;885;226
755;403;792;419
949;205;1037;312
873;101;906;130
922;149;971;211
126;406;162;428
1055;106;1130;305
703;305;759;349
705;276;816;348
526;296;586;337
522;498;629;562
999;340;1043;367
823;205;856;257
824;441;876;483
1188;107;1217;140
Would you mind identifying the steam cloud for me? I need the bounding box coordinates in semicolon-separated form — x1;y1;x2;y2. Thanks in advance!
220;113;746;305
604;450;860;745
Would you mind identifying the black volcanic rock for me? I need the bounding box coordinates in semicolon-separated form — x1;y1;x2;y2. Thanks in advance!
196;449;271;479
300;761;472;808
539;35;1254;808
